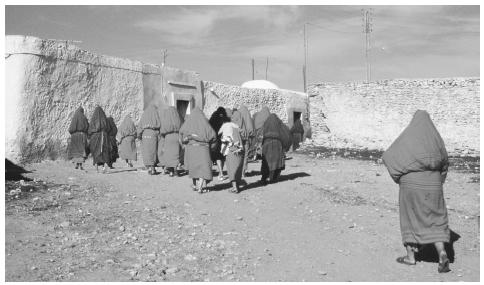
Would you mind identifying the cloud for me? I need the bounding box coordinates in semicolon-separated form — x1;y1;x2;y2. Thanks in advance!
133;7;219;46
133;6;302;47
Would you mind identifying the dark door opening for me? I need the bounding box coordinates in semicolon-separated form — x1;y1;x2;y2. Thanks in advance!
293;111;302;124
176;100;190;121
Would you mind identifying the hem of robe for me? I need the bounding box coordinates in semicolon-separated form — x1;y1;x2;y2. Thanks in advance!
226;151;244;181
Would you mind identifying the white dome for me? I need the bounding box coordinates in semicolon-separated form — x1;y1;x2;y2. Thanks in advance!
241;80;279;90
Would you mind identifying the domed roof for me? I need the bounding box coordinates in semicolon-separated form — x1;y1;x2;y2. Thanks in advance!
241;80;279;90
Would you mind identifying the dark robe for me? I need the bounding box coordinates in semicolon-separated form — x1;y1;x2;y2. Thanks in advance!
117;115;137;161
253;106;271;158
159;106;182;168
290;119;305;150
382;110;450;245
209;107;229;162
179;107;217;180
88;106;110;165
261;114;292;181
137;105;161;167
67;106;89;163
107;117;119;165
238;105;255;174
156;106;166;166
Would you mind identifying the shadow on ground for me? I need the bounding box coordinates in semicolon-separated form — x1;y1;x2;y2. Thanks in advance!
206;172;311;193
5;159;32;181
415;230;461;263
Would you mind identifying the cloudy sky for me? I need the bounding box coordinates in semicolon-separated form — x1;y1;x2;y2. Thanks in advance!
5;5;480;91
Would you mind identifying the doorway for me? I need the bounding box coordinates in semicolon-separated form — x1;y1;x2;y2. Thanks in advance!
176;100;190;121
293;111;302;124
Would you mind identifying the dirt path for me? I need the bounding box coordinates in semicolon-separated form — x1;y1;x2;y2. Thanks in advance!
5;153;480;281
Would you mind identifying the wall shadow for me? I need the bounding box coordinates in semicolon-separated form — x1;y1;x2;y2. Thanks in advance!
5;159;32;181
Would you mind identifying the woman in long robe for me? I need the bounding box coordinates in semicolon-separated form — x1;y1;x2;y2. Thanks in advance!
88;106;111;173
219;111;245;193
238;105;255;176
137;105;161;175
261;113;292;184
67;106;89;170
209;107;230;180
290;118;305;151
159;106;182;176
117;115;137;167
106;117;119;168
253;106;271;160
179;107;217;193
382;110;451;273
156;106;167;173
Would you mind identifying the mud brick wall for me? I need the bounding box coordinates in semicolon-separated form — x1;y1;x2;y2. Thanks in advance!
308;78;480;157
202;81;309;125
6;35;149;164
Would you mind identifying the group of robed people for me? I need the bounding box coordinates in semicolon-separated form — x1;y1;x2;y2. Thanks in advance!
67;106;120;172
68;104;306;193
68;104;453;273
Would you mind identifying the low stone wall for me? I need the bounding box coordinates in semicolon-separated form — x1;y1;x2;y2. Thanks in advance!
308;78;480;157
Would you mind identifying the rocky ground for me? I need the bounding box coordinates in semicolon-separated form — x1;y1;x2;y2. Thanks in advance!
5;148;480;281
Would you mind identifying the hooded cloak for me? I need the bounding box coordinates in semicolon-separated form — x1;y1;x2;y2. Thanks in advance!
106;117;119;164
382;110;448;184
117;115;137;161
179;107;216;180
159;106;182;168
209;107;229;162
382;110;450;245
238;105;255;137
88;106;110;164
67;106;89;162
138;105;160;166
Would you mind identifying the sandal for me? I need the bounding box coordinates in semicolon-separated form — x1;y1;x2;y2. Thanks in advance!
229;187;239;194
191;185;198;191
438;254;450;273
396;256;416;266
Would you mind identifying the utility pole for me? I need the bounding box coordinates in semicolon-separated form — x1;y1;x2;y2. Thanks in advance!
302;65;307;94
265;57;269;80
161;49;168;67
362;9;373;84
303;22;308;92
251;58;255;80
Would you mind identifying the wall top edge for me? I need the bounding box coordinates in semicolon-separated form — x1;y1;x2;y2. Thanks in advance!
5;35;185;75
309;77;480;87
